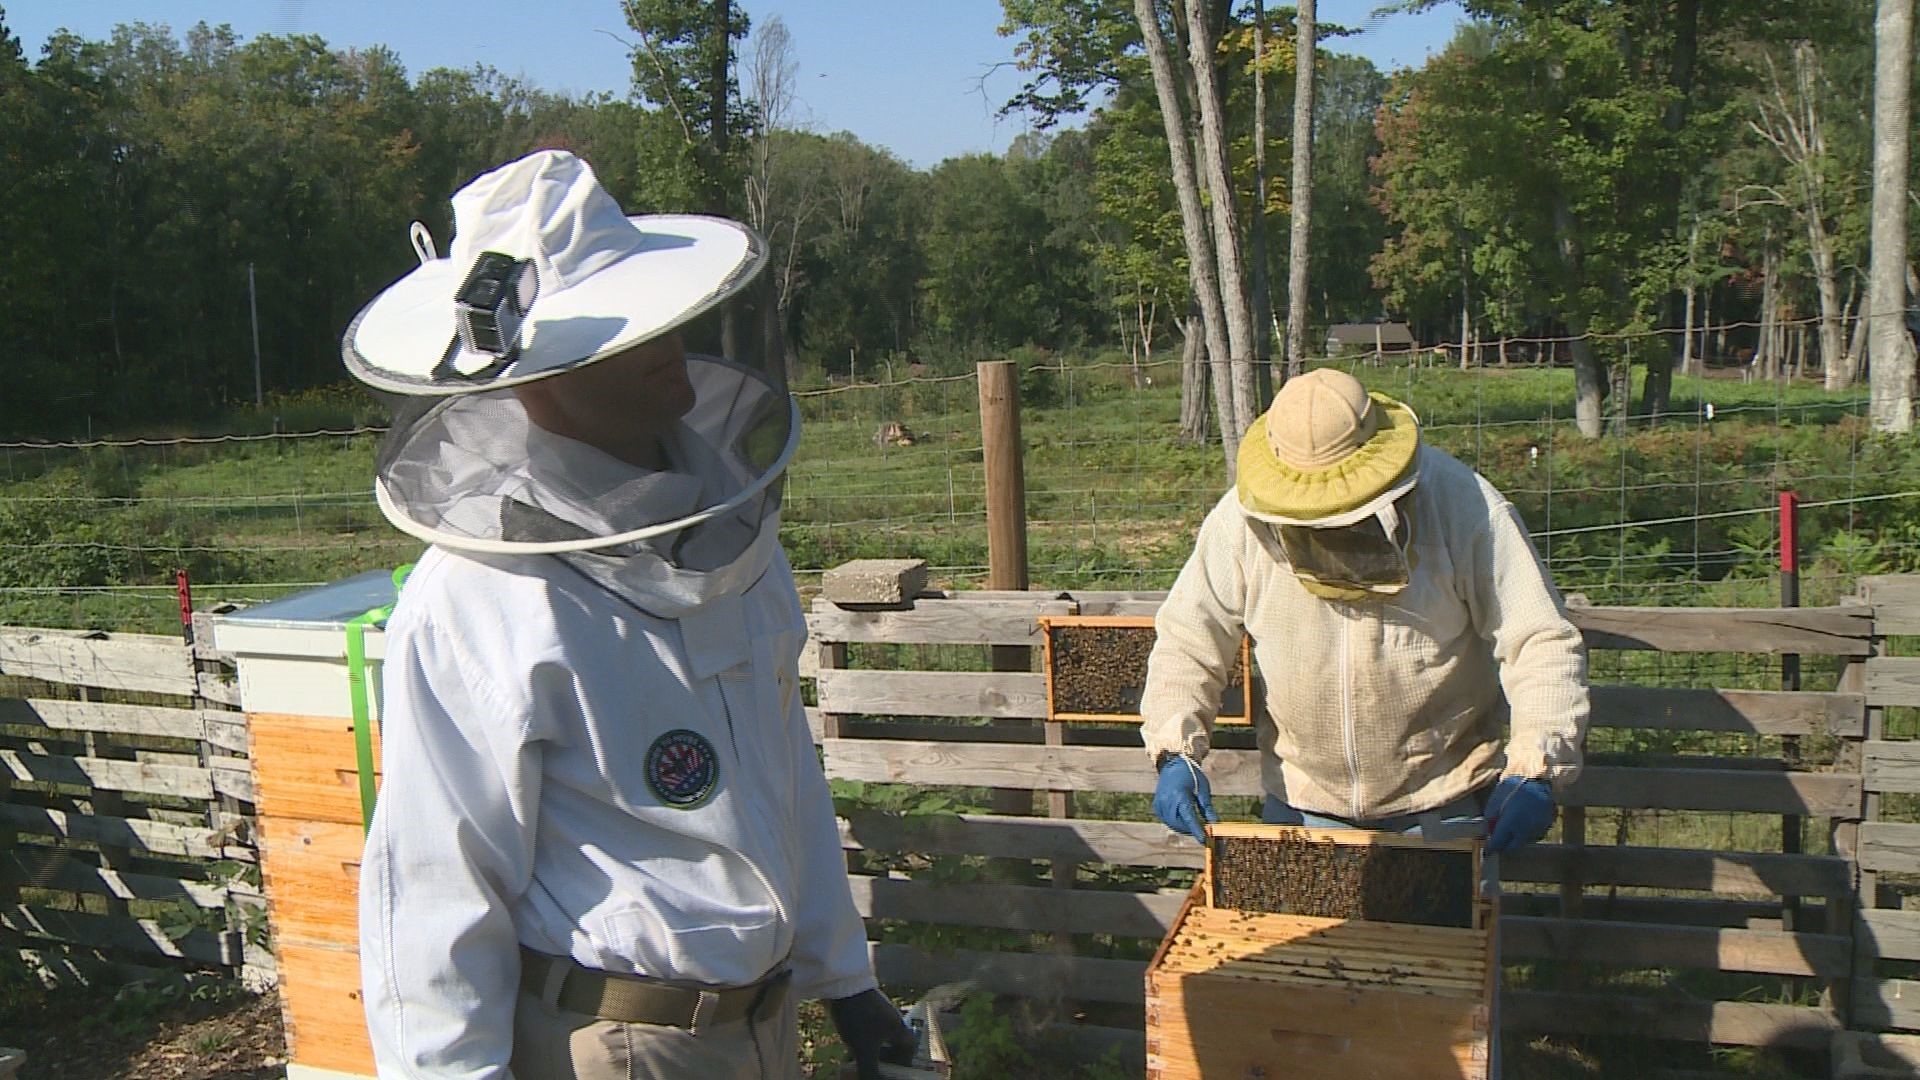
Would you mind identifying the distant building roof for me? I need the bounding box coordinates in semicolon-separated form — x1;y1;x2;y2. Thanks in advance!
1325;322;1416;348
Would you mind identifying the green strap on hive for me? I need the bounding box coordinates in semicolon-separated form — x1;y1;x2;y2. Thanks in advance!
346;564;413;834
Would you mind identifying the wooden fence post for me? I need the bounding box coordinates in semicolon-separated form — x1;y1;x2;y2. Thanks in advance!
977;362;1048;888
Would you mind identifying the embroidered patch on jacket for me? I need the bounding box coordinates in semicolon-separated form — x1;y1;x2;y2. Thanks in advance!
645;729;720;809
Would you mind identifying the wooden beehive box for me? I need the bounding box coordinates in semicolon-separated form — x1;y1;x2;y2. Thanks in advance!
214;572;397;1080
1036;614;1253;723
1146;823;1496;1080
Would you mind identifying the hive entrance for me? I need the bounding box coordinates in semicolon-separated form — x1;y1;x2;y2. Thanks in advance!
1210;831;1476;928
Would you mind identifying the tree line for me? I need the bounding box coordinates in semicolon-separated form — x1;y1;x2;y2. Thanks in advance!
1;1;1914;451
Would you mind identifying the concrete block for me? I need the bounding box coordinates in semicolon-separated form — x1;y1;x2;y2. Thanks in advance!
822;559;928;609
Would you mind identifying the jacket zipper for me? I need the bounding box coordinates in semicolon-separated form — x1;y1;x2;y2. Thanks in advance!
1341;608;1362;819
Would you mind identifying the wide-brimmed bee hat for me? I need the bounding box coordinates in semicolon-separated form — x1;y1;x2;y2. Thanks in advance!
339;150;796;608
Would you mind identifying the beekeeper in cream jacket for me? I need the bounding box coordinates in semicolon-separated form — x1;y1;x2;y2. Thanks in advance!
341;151;914;1079
1142;368;1589;851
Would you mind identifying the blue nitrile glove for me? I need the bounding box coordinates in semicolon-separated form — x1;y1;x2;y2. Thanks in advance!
1484;776;1555;853
1153;753;1219;844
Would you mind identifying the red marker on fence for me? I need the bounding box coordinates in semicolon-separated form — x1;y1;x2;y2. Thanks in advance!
175;569;195;647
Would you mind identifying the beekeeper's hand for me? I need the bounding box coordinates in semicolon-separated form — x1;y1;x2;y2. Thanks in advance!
1152;753;1217;844
829;988;917;1080
1484;776;1555;853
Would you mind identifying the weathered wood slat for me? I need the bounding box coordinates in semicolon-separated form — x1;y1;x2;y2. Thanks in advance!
0;699;211;742
1866;740;1920;794
849;876;1182;938
203;716;249;757
210;763;254;804
824;740;1861;816
1500;991;1837;1048
1861;575;1920;636
1;902;230;965
0;804;246;861
870;942;1146;1005
840;811;1206;868
0;749;213;799
0;628;197;697
807;598;1074;646
1501;844;1850;898
1;849;229;909
1859;909;1920;963
1858;823;1920;873
817;670;1049;719
1589;686;1865;737
1500;916;1847;978
1565;605;1872;655
1853;977;1920;1031
1565;766;1861;818
1865;657;1920;707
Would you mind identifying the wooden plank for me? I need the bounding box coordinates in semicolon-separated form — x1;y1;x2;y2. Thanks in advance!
849;875;1182;938
0;849;229;908
870;942;1146;1005
1565;766;1861;818
210;762;254;804
277;942;375;1074
0;902;231;965
1500;845;1850;899
0;749;213;799
0;699;210;741
1565;605;1872;655
1501;990;1837;1048
1858;909;1920;963
195;670;242;708
203;715;249;757
1500;916;1847;978
823;741;1860;816
258;816;364;949
1860;575;1920;635
0;628;197;697
1589;686;1865;737
0;804;245;861
1852;977;1920;1031
839;811;1206;868
807;598;1074;646
1864;657;1920;707
1866;740;1920;793
816;669;1050;719
823;739;1265;797
1857;822;1920;873
248;712;380;825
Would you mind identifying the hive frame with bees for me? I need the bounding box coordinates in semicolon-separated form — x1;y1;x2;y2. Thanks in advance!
1146;823;1499;1080
1035;614;1254;724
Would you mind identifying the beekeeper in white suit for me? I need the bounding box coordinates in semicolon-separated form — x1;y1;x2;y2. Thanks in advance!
341;150;915;1079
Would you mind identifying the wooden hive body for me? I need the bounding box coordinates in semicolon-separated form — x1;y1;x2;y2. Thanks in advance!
217;602;391;1080
1145;824;1497;1080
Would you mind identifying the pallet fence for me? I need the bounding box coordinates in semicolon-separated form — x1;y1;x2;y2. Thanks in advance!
0;621;267;989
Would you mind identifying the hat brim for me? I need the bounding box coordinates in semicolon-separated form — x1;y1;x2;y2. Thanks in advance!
343;214;765;396
1237;394;1421;525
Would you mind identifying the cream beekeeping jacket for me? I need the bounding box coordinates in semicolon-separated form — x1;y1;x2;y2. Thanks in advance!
357;544;874;1078
1140;446;1589;821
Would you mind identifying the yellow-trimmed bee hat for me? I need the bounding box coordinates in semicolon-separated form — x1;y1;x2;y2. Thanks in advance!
1236;368;1421;526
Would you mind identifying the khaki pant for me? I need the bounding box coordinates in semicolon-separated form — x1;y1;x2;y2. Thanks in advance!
510;979;801;1080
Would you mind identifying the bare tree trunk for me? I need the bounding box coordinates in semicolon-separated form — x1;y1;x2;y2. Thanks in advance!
1459;278;1472;371
1681;286;1697;378
1179;313;1211;444
1759;240;1778;382
1184;0;1259;437
1249;0;1274;405
1848;285;1872;378
1137;0;1242;471
1284;0;1316;384
1871;0;1915;431
1552;194;1605;437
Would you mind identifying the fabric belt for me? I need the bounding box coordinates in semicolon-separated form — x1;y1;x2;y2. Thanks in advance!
519;948;790;1030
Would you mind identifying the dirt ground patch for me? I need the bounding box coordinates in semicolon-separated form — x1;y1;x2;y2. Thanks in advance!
4;980;284;1080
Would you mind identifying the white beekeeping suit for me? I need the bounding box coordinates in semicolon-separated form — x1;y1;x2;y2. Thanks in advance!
338;150;916;1080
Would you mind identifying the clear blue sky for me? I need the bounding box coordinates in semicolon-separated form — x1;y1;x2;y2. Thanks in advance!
5;1;1465;169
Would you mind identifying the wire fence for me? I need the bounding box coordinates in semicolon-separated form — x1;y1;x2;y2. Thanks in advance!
0;321;1912;633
